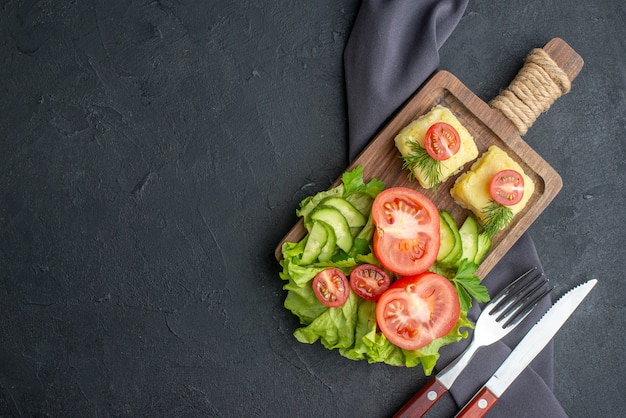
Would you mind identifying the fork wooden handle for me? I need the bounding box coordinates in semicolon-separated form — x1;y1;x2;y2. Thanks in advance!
393;377;448;418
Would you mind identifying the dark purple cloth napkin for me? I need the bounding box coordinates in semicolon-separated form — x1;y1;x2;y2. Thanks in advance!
344;1;568;416
345;0;469;161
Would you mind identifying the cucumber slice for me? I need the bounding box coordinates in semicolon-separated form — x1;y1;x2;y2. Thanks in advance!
320;197;366;228
310;207;353;252
317;222;337;262
473;232;492;265
437;212;455;261
439;211;462;265
457;216;479;266
300;221;328;265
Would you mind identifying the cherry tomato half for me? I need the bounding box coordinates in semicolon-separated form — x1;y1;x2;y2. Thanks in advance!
312;268;350;308
424;122;461;161
350;264;391;301
489;169;524;206
371;187;440;276
376;272;460;351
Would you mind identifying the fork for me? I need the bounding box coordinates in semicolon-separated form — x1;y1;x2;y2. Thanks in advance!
394;267;552;418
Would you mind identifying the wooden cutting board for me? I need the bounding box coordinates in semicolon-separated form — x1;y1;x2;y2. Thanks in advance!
275;38;583;278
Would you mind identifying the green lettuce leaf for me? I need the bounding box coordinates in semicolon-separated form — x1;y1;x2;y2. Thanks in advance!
293;292;359;349
341;165;385;198
283;279;327;324
279;256;325;287
296;185;344;220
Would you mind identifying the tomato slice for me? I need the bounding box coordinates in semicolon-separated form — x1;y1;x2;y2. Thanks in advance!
371;187;440;276
489;169;524;206
376;273;460;350
424;122;461;161
312;268;350;308
350;264;391;301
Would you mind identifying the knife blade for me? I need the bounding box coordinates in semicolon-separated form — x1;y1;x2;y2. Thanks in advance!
455;279;597;418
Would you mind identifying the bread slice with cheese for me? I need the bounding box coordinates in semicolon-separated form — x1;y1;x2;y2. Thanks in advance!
394;105;478;188
450;145;534;225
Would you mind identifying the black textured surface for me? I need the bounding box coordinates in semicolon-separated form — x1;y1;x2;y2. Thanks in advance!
1;1;624;417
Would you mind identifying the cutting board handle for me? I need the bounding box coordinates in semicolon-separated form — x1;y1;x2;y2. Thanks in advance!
490;38;584;135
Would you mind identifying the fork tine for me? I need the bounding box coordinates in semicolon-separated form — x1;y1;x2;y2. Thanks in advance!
494;272;545;320
488;267;537;306
502;285;553;328
487;267;540;314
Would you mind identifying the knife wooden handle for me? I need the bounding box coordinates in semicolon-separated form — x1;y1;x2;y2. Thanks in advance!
393;377;448;418
455;386;499;418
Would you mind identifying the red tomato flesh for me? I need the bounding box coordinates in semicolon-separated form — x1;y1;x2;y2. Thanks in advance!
312;268;350;308
424;122;461;161
371;187;440;276
376;273;460;350
489;169;524;206
350;264;391;301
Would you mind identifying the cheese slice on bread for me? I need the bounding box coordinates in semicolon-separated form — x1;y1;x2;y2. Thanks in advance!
394;105;478;189
450;145;534;226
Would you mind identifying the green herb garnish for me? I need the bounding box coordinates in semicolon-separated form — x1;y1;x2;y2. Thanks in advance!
449;259;491;311
401;140;441;187
482;200;514;236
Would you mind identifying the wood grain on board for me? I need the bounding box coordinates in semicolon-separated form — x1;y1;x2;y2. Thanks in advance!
275;38;584;278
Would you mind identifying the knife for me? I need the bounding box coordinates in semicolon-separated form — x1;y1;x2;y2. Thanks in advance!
455;279;597;418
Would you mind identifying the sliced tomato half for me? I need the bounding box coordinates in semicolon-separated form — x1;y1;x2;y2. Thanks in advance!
349;264;391;301
312;268;350;308
371;187;440;276
489;169;524;206
376;273;460;350
424;122;461;161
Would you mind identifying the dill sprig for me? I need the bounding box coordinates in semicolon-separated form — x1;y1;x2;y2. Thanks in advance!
482;201;514;236
401;140;441;187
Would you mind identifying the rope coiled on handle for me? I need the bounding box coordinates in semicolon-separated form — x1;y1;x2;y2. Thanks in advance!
490;48;571;135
